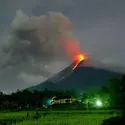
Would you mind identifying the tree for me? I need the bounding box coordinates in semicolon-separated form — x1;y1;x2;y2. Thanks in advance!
101;75;125;125
0;91;3;95
119;75;125;116
106;75;125;116
106;77;121;108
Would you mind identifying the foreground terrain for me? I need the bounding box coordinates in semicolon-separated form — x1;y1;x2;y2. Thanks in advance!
0;110;117;125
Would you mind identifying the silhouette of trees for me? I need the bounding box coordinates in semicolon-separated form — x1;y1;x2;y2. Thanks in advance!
103;75;125;116
0;89;80;111
101;75;125;125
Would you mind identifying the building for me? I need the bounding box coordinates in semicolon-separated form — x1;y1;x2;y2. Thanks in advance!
51;96;78;105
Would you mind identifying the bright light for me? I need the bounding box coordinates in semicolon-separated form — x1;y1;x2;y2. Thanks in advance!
46;98;52;105
95;100;102;107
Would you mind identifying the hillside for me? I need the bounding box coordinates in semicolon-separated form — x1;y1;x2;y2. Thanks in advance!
28;66;122;91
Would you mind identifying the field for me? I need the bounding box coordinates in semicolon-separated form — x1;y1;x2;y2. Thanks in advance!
0;110;117;125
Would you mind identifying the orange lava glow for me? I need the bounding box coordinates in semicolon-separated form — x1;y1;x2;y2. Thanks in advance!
72;54;87;70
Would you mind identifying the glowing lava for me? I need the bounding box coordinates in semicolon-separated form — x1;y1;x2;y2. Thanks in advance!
72;54;87;70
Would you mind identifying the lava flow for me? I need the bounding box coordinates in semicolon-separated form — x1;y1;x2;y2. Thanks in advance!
72;54;87;70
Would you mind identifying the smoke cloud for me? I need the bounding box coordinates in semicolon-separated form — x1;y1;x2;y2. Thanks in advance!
0;10;82;77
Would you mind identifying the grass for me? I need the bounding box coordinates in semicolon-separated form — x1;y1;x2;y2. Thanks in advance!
0;110;117;125
17;114;112;125
0;111;31;119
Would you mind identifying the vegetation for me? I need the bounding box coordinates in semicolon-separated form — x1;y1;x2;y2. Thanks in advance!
0;75;125;124
0;89;79;111
0;110;115;125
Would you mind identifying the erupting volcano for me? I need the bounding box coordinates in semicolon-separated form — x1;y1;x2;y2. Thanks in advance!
72;54;87;70
48;53;88;83
57;37;88;71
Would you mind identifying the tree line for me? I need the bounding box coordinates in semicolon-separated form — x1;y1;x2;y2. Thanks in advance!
0;88;78;110
0;75;125;116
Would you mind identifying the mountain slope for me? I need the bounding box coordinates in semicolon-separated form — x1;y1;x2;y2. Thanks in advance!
28;66;122;91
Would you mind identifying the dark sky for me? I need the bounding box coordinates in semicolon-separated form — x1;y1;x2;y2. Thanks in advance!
0;0;125;93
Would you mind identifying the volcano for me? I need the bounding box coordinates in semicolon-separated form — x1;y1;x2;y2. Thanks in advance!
27;60;122;92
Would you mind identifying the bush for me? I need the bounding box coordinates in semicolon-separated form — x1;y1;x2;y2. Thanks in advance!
101;116;125;125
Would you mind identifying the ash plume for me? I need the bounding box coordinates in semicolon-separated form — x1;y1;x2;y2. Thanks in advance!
0;10;80;77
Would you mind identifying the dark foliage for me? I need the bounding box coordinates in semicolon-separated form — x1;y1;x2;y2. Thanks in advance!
0;88;78;110
101;116;125;125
